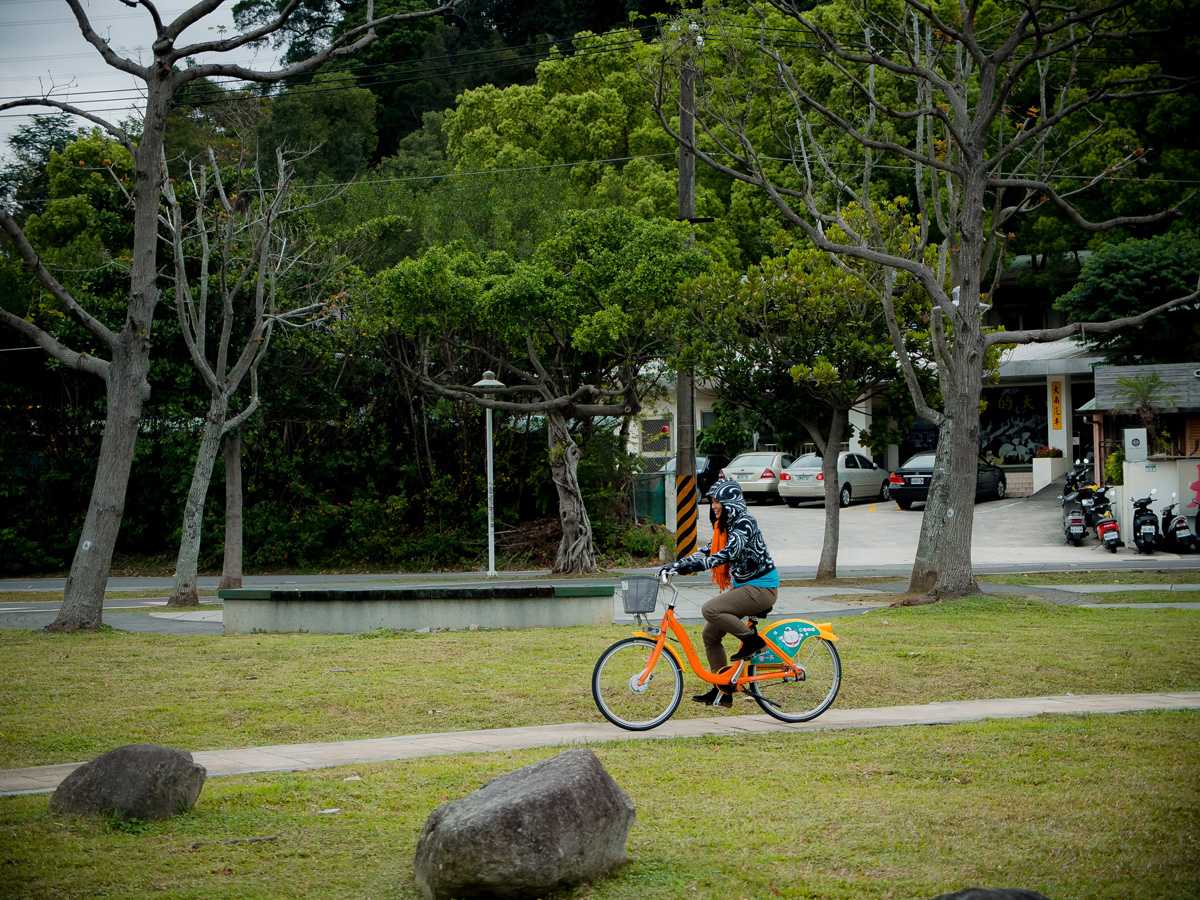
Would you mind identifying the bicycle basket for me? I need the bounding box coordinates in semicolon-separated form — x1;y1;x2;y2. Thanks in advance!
620;576;660;614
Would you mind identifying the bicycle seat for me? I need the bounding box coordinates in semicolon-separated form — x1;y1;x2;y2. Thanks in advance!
746;610;774;625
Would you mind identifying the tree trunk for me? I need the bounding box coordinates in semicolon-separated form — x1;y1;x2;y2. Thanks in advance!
48;85;169;632
219;428;244;590
931;354;984;598
547;411;597;573
49;344;149;631
168;397;228;607
907;423;954;594
815;410;846;582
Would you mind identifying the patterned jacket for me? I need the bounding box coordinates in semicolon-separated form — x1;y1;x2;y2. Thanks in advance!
673;479;776;585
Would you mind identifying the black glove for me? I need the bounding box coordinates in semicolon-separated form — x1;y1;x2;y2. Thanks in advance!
657;565;676;580
673;558;706;576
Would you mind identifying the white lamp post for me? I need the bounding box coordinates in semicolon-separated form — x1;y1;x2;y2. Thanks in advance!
473;370;506;577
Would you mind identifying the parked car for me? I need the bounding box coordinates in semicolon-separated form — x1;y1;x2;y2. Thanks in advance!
887;453;1008;510
660;454;730;497
778;451;891;508
718;451;795;503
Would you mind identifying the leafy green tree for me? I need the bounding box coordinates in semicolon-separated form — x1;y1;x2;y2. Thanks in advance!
680;245;923;579
372;208;712;571
0;114;79;219
1055;231;1200;363
260;73;379;181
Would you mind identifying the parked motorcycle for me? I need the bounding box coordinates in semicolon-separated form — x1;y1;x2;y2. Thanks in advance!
1158;493;1199;554
1058;488;1089;547
1131;490;1161;554
1091;486;1124;552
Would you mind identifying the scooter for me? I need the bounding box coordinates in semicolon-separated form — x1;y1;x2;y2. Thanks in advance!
1058;487;1089;546
1092;486;1124;552
1158;493;1199;553
1131;490;1161;554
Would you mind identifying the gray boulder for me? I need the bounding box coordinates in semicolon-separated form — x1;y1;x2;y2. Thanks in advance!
50;744;206;820
413;749;635;899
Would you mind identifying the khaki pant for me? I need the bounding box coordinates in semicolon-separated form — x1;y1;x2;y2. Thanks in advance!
701;584;777;671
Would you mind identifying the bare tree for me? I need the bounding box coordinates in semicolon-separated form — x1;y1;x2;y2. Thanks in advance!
0;0;452;630
161;147;326;606
657;0;1198;597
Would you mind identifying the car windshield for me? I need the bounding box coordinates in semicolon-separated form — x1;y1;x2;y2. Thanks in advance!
903;453;936;468
729;453;776;467
788;453;822;469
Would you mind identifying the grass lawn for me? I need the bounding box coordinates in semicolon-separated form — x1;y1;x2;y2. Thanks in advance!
1;711;1196;899
981;570;1200;586
1;595;1198;768
1071;590;1200;603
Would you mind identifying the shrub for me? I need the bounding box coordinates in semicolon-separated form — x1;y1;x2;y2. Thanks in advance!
619;523;671;560
1105;449;1124;485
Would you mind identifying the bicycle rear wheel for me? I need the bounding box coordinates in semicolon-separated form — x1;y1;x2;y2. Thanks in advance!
748;638;841;723
592;637;683;731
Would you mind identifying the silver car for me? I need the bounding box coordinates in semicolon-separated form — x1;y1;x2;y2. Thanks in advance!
778;451;891;508
720;451;795;502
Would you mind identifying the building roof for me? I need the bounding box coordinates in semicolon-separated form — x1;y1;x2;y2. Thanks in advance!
998;338;1103;380
1091;363;1200;412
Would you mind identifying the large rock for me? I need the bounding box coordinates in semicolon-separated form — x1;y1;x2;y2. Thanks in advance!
413;749;635;899
933;890;1051;900
50;744;206;820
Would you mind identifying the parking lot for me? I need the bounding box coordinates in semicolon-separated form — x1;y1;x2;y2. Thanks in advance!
698;483;1196;569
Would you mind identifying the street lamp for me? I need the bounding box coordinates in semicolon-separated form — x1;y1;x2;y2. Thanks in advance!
472;370;506;577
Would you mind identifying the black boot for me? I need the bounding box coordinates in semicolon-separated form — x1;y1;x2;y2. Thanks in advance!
731;632;766;661
691;686;734;708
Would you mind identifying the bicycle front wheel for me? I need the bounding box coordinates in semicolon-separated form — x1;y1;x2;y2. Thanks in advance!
592;637;683;731
748;638;841;723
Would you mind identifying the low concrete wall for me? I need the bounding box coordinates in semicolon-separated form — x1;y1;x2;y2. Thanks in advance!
1032;456;1068;494
219;584;615;635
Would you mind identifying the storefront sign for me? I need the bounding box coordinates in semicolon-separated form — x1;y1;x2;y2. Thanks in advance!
1051;381;1063;431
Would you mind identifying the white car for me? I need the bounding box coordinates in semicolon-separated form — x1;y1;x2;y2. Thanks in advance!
719;451;795;503
778;451;891;508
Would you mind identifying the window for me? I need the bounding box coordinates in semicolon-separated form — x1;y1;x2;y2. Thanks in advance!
844;454;860;469
854;454;874;470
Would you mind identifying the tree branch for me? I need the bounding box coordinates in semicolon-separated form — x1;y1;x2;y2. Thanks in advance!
0;214;119;350
986;277;1200;346
0;99;133;155
990;176;1187;230
174;1;456;82
0;308;109;379
63;0;147;77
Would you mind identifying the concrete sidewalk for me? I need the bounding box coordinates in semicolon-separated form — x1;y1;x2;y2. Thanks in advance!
4;691;1196;797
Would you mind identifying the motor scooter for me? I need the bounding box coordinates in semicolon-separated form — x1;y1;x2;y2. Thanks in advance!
1058;487;1089;546
1091;486;1123;552
1158;493;1199;553
1131;490;1160;554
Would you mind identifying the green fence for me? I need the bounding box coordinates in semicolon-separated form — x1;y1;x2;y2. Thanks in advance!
632;473;667;526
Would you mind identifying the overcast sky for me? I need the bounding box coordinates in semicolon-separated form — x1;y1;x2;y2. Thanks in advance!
0;0;280;157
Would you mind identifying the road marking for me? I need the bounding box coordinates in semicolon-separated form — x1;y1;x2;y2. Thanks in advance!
868;504;877;512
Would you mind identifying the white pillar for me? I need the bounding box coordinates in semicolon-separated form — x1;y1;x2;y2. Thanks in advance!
849;398;872;456
1046;376;1073;460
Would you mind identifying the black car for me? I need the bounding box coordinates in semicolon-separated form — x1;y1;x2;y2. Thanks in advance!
887;453;1008;510
661;454;730;497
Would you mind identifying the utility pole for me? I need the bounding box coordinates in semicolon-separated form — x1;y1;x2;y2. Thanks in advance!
675;49;699;560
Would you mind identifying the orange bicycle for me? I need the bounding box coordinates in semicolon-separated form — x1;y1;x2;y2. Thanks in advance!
592;573;842;731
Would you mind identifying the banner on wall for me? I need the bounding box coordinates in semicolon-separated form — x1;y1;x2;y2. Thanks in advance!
1051;381;1063;431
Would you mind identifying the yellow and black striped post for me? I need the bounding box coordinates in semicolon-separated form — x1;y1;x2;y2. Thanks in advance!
675;473;698;559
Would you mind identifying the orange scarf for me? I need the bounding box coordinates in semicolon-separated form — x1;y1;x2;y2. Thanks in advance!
709;521;732;592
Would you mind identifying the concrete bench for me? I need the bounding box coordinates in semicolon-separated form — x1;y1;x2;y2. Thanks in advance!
217;583;616;635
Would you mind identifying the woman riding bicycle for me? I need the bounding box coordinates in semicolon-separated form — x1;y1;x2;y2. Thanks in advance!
660;479;779;708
